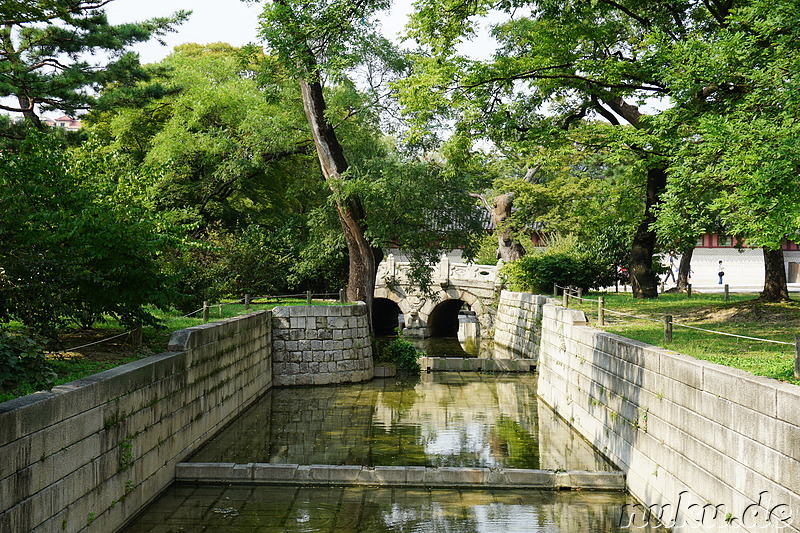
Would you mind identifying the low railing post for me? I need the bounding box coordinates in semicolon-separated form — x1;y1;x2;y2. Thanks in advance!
339;288;347;304
306;290;313;306
553;283;558;297
202;301;209;322
664;314;673;343
244;294;250;310
563;288;569;307
598;296;605;326
687;284;692;299
131;322;142;348
724;284;729;301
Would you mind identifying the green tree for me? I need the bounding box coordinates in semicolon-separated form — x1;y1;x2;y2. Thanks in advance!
0;132;177;337
654;0;800;301
87;43;348;305
0;0;188;128
258;0;392;311
259;0;485;312
87;43;319;232
399;0;746;299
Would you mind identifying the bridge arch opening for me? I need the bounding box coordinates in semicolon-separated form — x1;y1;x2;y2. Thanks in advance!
427;299;467;337
372;298;402;336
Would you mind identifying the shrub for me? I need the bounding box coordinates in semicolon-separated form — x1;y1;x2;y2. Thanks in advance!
375;337;422;373
0;331;55;392
502;250;606;294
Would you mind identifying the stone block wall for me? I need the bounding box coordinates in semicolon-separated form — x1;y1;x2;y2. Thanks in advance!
493;291;552;360
0;311;272;533
271;303;373;386
536;303;800;532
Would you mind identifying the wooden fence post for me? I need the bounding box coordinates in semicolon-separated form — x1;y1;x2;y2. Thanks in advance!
687;284;692;299
795;335;800;380
664;315;673;343
577;288;583;301
339;288;346;304
724;284;729;301
306;290;313;306
202;301;209;322
244;294;250;310
131;322;142;349
553;283;558;297
563;289;569;307
598;296;605;326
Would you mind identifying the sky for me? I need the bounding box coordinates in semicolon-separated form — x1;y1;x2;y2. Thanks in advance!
10;0;498;119
106;0;419;65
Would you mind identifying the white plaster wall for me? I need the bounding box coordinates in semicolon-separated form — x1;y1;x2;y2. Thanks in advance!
665;248;800;289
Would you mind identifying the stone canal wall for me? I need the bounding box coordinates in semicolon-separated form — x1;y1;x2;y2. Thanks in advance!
0;310;272;533
493;291;552;360
271;303;373;386
0;303;372;533
536;303;800;533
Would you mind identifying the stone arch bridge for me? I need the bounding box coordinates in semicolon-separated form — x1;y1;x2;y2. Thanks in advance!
373;253;500;338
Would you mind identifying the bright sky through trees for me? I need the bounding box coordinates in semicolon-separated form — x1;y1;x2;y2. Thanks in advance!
105;0;497;64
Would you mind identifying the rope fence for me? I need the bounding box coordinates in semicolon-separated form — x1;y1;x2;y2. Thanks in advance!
553;283;797;354
51;289;349;357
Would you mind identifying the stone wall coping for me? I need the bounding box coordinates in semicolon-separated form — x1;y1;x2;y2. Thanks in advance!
167;311;267;351
0;351;186;445
542;303;589;325
569;318;796;416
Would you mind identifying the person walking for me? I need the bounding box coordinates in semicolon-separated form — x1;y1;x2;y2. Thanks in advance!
718;260;724;285
664;254;677;284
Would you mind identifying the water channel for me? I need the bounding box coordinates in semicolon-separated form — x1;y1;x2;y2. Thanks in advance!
121;338;668;532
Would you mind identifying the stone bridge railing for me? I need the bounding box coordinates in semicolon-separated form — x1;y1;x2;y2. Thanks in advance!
374;254;500;338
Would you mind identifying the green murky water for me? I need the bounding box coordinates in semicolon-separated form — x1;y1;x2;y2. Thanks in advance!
188;373;611;471
123;484;666;532
394;336;521;359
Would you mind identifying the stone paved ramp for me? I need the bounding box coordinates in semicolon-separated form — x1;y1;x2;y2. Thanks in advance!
176;463;625;490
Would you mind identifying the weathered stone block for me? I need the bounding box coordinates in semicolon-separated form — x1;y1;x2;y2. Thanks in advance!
703;364;777;416
251;463;298;481
373;466;407;484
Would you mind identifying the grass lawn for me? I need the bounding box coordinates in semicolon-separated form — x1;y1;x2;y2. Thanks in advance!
569;291;800;385
0;297;344;403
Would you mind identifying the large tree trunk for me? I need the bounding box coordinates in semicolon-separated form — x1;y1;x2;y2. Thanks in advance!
16;95;42;130
677;246;694;291
630;167;667;298
760;247;790;301
299;78;380;314
493;193;525;262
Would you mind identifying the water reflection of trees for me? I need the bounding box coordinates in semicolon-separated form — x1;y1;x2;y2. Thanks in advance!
189;375;611;470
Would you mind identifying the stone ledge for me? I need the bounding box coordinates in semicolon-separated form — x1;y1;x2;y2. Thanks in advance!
418;357;536;373
175;463;624;490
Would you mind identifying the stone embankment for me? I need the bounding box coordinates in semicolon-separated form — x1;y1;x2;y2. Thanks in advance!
511;292;800;533
0;304;372;533
271;304;372;386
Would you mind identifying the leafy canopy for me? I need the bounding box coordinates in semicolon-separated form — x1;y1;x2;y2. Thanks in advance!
0;0;189;124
